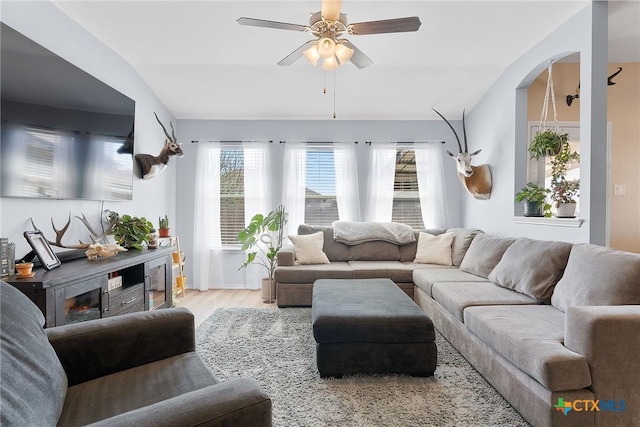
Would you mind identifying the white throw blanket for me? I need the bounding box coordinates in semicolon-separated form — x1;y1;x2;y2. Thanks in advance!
332;221;416;245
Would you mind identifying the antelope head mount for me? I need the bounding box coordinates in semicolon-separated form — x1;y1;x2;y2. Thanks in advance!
433;108;492;200
135;113;184;180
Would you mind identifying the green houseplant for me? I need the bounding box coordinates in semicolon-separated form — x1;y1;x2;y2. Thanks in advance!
515;182;551;217
528;130;568;160
107;211;153;249
238;204;287;303
550;141;580;217
158;215;170;237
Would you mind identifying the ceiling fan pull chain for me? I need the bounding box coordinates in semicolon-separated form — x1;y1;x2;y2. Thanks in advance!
333;66;337;119
323;69;327;94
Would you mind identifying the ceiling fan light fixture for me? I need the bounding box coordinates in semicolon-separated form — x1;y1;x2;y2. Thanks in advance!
335;43;353;65
317;37;336;59
303;45;320;66
321;55;339;71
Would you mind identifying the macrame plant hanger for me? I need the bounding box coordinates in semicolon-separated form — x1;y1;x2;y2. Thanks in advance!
539;61;562;155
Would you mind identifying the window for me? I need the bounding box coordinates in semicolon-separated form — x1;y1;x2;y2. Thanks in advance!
219;147;245;245
392;149;424;228
304;148;338;225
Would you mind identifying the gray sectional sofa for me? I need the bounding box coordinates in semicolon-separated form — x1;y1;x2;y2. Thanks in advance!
275;223;640;427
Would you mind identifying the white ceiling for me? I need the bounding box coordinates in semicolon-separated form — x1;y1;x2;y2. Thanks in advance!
52;0;638;121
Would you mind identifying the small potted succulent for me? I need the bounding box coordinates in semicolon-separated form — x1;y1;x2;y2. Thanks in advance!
158;215;170;237
528;130;568;160
515;182;551;217
15;261;34;277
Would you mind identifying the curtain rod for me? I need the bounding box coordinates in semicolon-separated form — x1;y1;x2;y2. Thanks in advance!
278;141;358;144
190;140;274;143
365;141;446;145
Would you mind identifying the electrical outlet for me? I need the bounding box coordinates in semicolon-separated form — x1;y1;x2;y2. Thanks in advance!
614;185;626;196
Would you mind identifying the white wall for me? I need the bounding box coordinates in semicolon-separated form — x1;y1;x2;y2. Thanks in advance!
0;1;176;258
175;119;464;288
463;2;609;244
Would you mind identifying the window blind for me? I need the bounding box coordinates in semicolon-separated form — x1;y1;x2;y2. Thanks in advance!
392;149;424;228
219;147;245;245
305;148;339;226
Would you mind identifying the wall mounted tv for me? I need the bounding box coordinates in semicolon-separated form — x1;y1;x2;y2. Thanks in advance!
1;22;136;201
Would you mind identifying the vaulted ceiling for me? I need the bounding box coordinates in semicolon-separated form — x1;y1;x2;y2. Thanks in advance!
52;1;638;121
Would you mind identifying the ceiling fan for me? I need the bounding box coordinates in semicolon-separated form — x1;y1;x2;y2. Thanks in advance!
237;0;421;70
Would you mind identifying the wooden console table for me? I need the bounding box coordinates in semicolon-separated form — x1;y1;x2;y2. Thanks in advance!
4;247;173;328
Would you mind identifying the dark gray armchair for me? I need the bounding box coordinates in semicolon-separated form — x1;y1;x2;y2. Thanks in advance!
0;281;271;426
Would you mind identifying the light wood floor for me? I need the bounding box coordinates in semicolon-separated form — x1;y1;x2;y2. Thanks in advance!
175;289;276;327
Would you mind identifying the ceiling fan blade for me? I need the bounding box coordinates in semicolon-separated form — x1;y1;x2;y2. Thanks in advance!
321;0;342;21
278;40;317;66
341;40;373;69
349;16;421;35
237;17;308;32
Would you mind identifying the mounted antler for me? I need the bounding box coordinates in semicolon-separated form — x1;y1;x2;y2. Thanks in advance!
134;112;184;180
433;108;492;200
29;212;118;249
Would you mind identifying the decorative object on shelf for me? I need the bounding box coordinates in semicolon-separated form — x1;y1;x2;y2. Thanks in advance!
84;243;127;260
158;215;170;237
148;229;159;249
107;211;154;250
135;112;184;180
28;212;119;250
514;182;551;217
530;62;566;160
15;261;34;277
433;108;492;200
566;67;623;106
238;204;288;303
23;230;61;270
171;236;187;297
550;141;580;218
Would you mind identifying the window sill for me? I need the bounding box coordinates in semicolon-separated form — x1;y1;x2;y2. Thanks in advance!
512;216;583;228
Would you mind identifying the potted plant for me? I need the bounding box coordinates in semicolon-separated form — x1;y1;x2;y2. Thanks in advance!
15;261;34;277
237;204;287;303
158;215;170;237
515;182;551;217
528;130;568;160
107;210;154;249
550;142;580;217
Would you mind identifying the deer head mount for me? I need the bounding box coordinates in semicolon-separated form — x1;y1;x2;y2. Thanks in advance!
433;108;492;200
135;112;184;180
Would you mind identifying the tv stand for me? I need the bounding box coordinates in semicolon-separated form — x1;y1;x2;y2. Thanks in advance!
4;247;173;328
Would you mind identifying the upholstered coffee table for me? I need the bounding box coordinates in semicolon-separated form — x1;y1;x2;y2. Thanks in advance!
311;278;437;378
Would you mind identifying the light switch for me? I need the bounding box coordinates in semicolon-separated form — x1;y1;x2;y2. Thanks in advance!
614;184;626;196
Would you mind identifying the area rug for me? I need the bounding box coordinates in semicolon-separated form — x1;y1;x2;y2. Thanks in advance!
196;307;530;427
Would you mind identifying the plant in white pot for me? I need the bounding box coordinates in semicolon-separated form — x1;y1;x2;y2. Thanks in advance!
237;204;287;303
550;142;580;217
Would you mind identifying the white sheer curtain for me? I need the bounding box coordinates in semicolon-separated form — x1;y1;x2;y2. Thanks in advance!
333;141;361;221
242;140;271;289
364;141;397;222
415;142;451;229
193;142;223;291
282;141;307;237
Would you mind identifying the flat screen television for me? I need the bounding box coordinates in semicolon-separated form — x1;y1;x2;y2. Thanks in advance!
1;22;136;201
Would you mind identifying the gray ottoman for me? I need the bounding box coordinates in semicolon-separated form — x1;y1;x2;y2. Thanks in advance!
312;278;437;378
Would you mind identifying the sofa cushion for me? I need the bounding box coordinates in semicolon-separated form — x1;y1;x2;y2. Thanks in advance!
349;240;400;261
399;229;445;262
288;232;330;264
489;237;573;302
0;281;68;427
412;268;487;297
464;305;591;392
447;228;483;267
459;233;516;279
431;282;540;322
298;225;350;261
274;262;353;283
349;261;414;283
551;243;640;312
413;232;454;265
59;353;216;426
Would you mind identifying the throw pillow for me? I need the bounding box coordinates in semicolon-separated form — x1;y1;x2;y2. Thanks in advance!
413;232;454;265
288;231;330;264
459;233;516;279
551;244;640;312
489;237;573;302
447;228;483;266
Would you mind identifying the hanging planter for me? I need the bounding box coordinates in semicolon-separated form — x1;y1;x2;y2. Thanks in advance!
528;62;568;160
